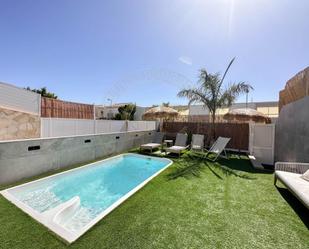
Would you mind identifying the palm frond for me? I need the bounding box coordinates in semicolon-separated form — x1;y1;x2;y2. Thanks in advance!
218;57;235;89
177;58;253;136
177;88;212;110
218;82;253;107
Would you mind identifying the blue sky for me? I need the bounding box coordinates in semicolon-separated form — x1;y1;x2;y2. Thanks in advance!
0;0;308;106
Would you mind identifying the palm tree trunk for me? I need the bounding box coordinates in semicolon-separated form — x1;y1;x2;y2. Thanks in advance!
211;112;216;141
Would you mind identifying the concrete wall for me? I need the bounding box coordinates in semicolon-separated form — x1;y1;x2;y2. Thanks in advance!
0;130;154;185
0;106;40;140
275;96;309;162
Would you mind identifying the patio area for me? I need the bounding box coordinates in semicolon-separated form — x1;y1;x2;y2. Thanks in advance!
0;151;308;249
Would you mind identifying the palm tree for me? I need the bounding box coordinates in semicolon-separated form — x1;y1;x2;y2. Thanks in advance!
177;58;253;140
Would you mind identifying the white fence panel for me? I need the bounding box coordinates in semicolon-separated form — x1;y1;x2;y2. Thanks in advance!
41;118;95;137
128;121;156;131
249;124;275;165
0;82;41;114
95;120;111;133
146;121;156;131
127;121;141;131
41;119;156;137
75;119;95;135
95;120;126;133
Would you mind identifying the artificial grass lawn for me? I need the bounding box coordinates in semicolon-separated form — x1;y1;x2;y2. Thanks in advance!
0;152;308;249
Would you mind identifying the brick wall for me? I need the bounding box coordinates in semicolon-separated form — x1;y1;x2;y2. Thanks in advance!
41;97;94;119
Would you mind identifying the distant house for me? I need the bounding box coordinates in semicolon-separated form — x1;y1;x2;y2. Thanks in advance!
95;103;130;120
188;101;279;123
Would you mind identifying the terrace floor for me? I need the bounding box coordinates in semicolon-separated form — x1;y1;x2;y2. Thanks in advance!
0;151;308;249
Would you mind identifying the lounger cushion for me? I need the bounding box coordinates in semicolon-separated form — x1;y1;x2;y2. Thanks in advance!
166;146;187;153
276;171;309;208
301;169;309;182
140;143;161;149
192;145;202;150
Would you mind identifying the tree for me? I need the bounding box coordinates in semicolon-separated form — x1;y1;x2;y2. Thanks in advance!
162;102;170;107
26;87;58;99
177;58;253;140
152;102;169;108
114;104;136;120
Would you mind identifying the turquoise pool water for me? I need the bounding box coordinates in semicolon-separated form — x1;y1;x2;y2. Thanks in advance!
11;154;170;232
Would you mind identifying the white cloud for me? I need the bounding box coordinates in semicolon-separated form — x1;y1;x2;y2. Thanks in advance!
178;56;192;65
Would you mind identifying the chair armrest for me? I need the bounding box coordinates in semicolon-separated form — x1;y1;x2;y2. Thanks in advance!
275;162;309;174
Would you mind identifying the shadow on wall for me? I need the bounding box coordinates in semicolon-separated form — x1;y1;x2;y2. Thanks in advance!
275;96;309;163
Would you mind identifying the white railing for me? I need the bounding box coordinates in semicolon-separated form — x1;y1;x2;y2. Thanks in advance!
0;82;41;114
41;118;156;138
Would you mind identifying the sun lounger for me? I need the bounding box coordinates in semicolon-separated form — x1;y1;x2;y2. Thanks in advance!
165;133;189;157
191;134;204;151
274;162;309;209
205;136;230;161
140;132;164;153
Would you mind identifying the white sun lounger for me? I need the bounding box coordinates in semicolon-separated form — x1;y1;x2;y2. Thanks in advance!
191;134;205;152
205;136;231;161
140;132;164;153
165;133;189;157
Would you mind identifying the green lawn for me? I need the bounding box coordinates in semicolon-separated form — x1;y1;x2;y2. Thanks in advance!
0;151;308;249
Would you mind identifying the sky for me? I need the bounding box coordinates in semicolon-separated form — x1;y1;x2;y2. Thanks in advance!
0;0;308;106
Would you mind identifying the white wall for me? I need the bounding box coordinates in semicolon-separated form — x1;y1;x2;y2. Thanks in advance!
189;103;257;116
41;118;95;137
127;120;156;131
0;82;41;114
95;120;127;133
189;105;210;115
41;118;156;138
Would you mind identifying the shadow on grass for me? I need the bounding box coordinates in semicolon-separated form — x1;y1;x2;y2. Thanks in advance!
130;148;266;180
276;186;309;229
167;154;205;180
167;152;256;180
219;155;273;175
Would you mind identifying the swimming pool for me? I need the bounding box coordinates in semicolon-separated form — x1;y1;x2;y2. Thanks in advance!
1;153;172;243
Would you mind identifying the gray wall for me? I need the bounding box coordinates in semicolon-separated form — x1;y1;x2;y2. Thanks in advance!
134;106;147;120
275;96;309;162
0;130;154;185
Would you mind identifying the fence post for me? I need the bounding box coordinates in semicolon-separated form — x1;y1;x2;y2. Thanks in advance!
94;120;97;134
48;118;51;137
74;119;77;135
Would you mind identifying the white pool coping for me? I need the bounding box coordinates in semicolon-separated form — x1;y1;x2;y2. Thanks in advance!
0;153;173;243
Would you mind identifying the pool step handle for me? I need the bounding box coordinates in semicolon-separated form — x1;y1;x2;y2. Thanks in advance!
53;196;81;226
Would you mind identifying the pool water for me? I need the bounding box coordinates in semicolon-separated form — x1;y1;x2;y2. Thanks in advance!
10;154;171;233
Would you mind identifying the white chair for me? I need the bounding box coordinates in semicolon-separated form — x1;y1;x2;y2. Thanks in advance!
191;134;204;152
205;136;230;161
165;133;189;157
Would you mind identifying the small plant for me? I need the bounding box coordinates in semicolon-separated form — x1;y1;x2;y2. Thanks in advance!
25;86;58;99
